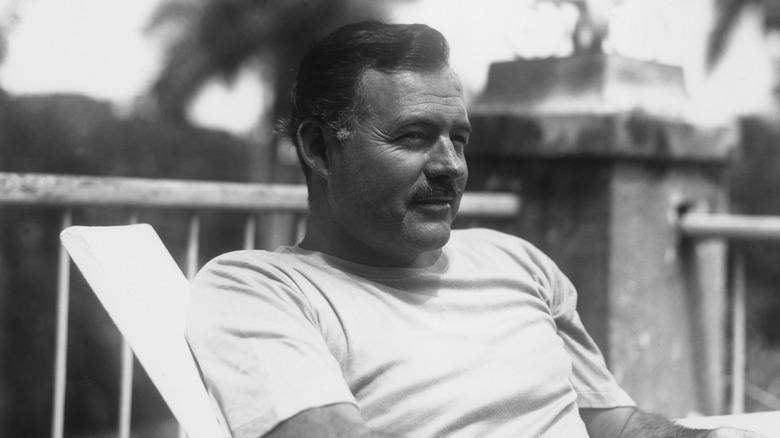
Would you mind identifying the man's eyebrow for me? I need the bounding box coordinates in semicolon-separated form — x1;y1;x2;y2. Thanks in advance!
391;114;435;127
391;115;472;131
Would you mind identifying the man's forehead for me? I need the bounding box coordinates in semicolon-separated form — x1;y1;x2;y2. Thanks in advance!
356;67;466;115
360;67;461;89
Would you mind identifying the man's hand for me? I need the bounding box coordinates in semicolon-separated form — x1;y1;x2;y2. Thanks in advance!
580;407;772;438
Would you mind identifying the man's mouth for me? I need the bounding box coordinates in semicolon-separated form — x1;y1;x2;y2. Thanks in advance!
409;197;454;214
409;183;460;214
412;197;453;204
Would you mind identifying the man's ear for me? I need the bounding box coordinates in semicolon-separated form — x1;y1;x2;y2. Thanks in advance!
296;119;331;180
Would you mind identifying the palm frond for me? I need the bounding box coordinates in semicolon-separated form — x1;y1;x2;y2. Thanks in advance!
147;0;392;123
706;0;761;71
145;0;203;35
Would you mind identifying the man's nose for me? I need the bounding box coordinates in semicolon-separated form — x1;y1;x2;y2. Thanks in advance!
425;136;468;180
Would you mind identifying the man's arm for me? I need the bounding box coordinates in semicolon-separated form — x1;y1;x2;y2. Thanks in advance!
580;407;768;438
264;403;402;438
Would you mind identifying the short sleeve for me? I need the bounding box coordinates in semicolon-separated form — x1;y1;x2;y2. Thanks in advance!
547;266;636;409
186;252;357;438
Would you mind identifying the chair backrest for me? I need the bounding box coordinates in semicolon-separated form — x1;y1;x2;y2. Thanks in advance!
60;224;229;438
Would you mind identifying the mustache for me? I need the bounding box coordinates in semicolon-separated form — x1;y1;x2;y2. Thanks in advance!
410;181;462;201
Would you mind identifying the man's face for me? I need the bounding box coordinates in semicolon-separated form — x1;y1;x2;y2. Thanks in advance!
323;66;470;266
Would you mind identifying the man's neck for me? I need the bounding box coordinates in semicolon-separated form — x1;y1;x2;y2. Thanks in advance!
299;215;441;269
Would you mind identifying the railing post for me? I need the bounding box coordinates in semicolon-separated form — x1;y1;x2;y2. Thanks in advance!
117;212;139;438
678;201;728;415
52;210;73;438
118;341;133;438
186;213;200;281
261;212;297;250
295;214;307;244
243;215;257;250
730;247;746;414
180;212;201;438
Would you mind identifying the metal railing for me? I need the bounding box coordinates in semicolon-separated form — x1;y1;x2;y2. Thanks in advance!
0;172;521;438
677;211;780;414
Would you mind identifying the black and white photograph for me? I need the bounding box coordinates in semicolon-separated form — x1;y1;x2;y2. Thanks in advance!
0;0;779;437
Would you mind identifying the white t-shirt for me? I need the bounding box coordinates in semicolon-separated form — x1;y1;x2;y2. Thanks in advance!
187;228;634;438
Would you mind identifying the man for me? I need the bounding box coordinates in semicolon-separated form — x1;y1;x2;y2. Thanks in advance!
187;22;763;438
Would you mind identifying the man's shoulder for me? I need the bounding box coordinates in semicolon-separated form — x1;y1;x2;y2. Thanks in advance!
187;248;321;328
192;247;306;289
199;247;296;270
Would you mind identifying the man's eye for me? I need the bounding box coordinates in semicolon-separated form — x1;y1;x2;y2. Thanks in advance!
452;135;469;146
397;132;430;145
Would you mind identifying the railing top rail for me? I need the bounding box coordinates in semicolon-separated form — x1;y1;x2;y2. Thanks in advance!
0;172;521;217
678;212;780;241
0;172;310;211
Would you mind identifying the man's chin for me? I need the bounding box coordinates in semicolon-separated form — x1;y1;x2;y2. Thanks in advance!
402;222;452;253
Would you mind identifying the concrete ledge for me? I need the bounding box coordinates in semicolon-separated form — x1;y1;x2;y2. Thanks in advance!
475;55;689;119
469;112;737;162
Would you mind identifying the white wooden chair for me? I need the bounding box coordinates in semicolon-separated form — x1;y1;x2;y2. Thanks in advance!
61;224;780;438
60;224;230;438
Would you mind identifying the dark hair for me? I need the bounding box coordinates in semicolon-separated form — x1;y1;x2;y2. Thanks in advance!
284;21;450;179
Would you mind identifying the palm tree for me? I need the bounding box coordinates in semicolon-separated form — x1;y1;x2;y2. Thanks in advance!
146;0;394;182
707;0;780;70
548;0;780;70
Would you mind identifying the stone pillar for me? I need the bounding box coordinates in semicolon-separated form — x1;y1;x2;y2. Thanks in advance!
467;54;736;417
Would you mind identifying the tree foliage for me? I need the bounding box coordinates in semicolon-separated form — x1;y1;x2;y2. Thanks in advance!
707;0;780;70
147;0;393;122
0;92;253;437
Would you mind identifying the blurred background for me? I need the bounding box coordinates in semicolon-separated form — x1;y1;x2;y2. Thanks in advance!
1;0;780;436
